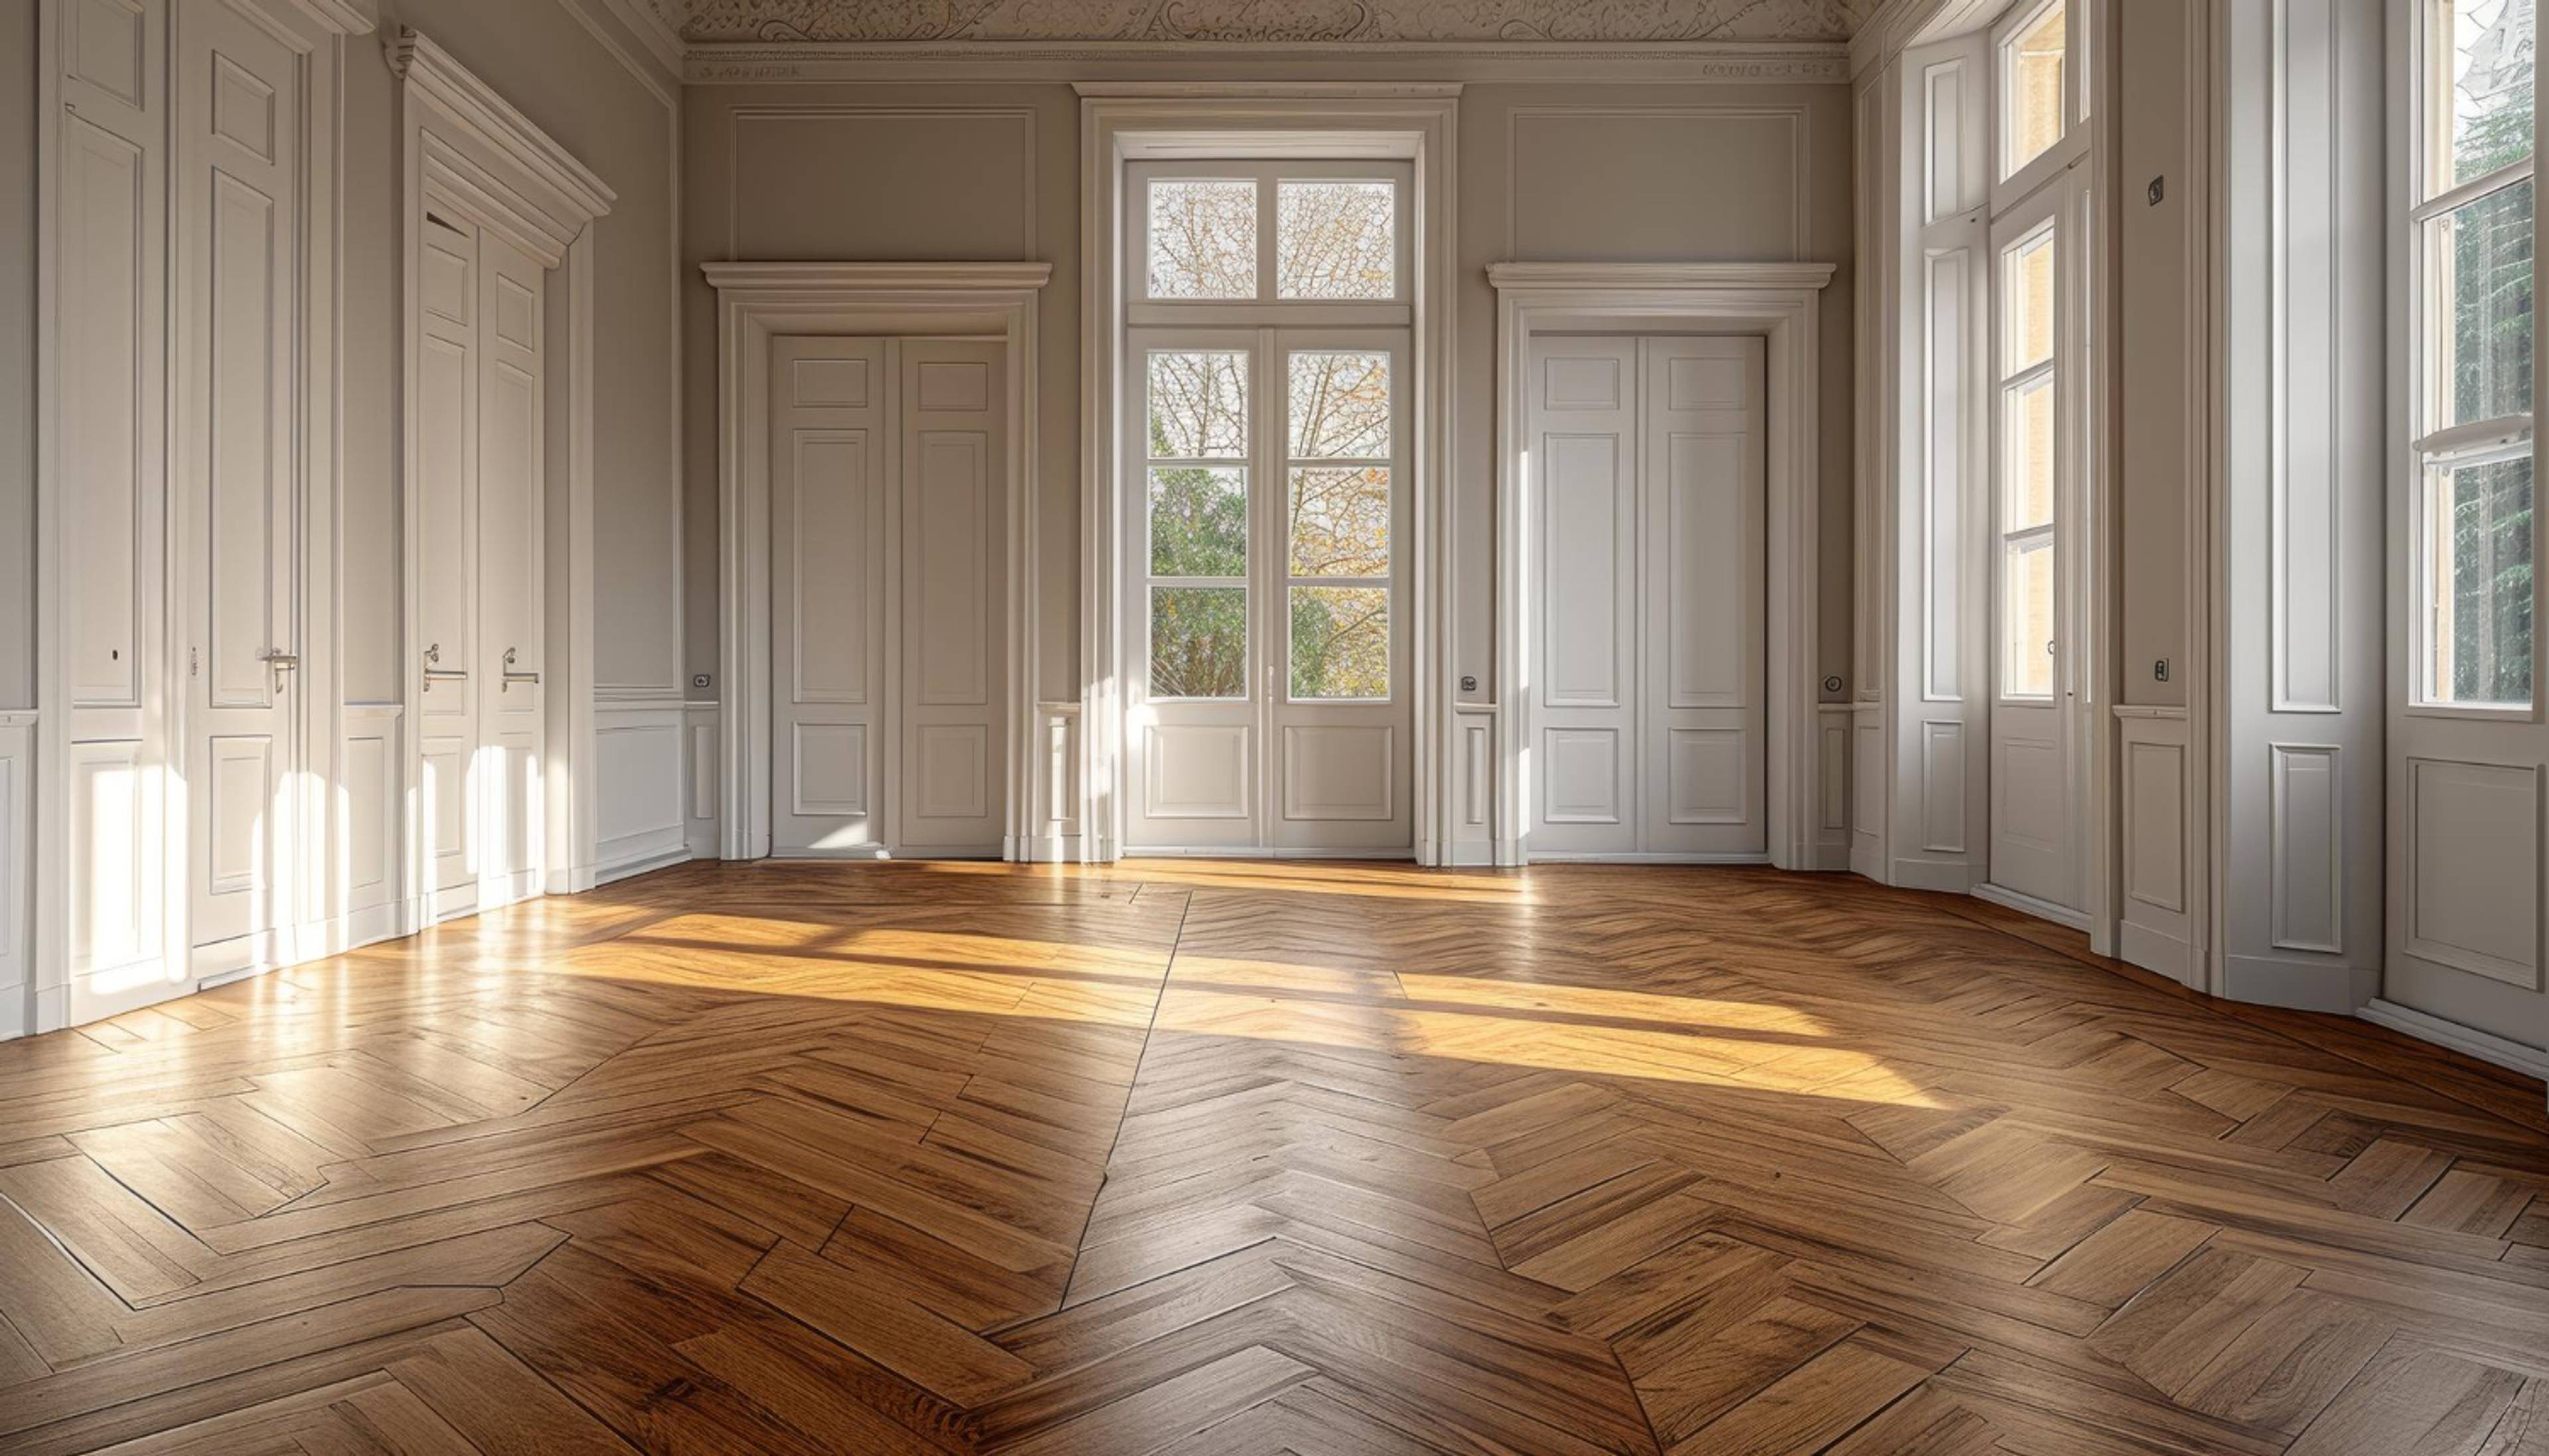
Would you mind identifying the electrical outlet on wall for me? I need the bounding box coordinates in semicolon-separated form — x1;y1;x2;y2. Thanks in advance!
2153;658;2171;683
691;672;712;692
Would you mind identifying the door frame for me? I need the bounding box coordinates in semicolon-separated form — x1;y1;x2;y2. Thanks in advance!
1490;262;1837;869
705;261;1052;861
1079;88;1460;865
392;29;612;920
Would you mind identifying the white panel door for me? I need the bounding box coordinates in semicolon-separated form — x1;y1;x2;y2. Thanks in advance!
1529;338;1640;855
1527;336;1768;859
415;210;479;916
476;231;544;908
1985;181;2088;916
770;336;887;855
1643;338;1767;857
897;340;1007;855
178;1;299;952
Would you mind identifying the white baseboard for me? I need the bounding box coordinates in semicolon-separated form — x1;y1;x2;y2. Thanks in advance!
1889;857;1981;893
1121;846;1417;861
594;846;696;886
1972;881;2093;932
2220;953;2378;1016
1525;851;1776;865
2359;998;2549;1081
2118;920;2196;985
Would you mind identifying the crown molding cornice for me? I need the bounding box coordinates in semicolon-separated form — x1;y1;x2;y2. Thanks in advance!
387;28;617;228
702;261;1056;295
1488;261;1839;293
683;38;1848;84
585;0;688;76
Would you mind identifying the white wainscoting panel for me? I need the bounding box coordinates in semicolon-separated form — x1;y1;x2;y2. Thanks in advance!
2403;758;2541;990
595;699;690;882
2268;743;2344;955
1812;704;1849;868
0;715;29;1039
1029;702;1080;862
1850;705;1885;877
1452;705;1497;866
2116;709;2194;983
1282;726;1395;822
342;705;403;944
686;701;719;859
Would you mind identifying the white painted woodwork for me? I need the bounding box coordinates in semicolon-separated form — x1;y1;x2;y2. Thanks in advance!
769;336;1009;858
1525;334;1768;859
1983;176;2088;919
899;340;1008;855
179;0;300;956
1122;328;1415;854
412;209;548;918
0;717;29;1041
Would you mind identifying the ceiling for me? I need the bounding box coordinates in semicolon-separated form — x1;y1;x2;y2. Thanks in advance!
666;0;1877;46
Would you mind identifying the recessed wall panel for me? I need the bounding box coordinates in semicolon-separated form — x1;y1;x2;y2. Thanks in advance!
1543;433;1624;708
914;432;990;707
1667;727;1745;825
1543;728;1622;824
2406;759;2539;987
790;431;869;703
1282;726;1393;821
1666;431;1746;707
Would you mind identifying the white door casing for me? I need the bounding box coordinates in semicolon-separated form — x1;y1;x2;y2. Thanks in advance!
393;29;611;923
1525;335;1768;860
179;0;301;956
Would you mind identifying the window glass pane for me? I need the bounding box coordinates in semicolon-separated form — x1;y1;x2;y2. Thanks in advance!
2003;538;2055;697
1147;179;1257;299
1150;587;1248;698
2433;0;2535;196
1149;467;1247;577
2429;452;2535;705
1147;351;1248;459
1289;467;1391;577
2428;177;2536;431
2004;230;2056;373
1288;351;1391;457
2005;374;2056;531
1276;181;1395;299
2004;0;2067;178
1290;585;1390;699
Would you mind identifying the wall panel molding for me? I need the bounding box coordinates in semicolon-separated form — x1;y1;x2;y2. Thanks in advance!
2268;741;2343;956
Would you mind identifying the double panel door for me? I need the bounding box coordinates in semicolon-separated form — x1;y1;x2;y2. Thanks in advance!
770;336;1008;858
179;0;300;957
1123;329;1413;853
1526;335;1768;859
414;207;545;920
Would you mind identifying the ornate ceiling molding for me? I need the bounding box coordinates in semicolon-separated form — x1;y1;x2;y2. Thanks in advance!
676;0;1874;46
683;37;1849;84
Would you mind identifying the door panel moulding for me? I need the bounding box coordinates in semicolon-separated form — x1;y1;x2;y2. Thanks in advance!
1490;261;1838;871
705;262;1052;863
391;28;613;914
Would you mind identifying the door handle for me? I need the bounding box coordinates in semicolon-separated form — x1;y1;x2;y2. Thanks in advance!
260;648;298;692
422;642;468;691
501;646;541;692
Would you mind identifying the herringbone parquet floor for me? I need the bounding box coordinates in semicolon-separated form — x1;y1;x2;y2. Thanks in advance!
1;861;2544;1455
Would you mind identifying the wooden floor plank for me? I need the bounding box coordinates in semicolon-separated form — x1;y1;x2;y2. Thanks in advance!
0;859;2538;1453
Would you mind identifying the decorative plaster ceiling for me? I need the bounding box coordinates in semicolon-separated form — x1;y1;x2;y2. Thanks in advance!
674;0;1875;44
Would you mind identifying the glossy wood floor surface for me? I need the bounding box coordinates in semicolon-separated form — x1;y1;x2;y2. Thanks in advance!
1;861;2545;1455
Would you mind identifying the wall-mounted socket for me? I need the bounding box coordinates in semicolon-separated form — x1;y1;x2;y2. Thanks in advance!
2147;175;2165;206
2152;658;2171;683
691;672;712;692
1460;674;1478;694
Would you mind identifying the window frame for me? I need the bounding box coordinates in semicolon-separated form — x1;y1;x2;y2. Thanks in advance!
1990;204;2070;706
1126;159;1414;327
2401;0;2540;717
1277;330;1408;704
1990;0;2093;214
1134;331;1259;703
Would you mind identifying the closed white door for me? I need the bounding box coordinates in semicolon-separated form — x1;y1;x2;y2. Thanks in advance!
770;336;887;855
416;210;479;916
179;0;299;952
896;340;1007;857
1985;181;2088;918
475;231;545;907
769;336;1008;858
413;208;546;918
1122;331;1413;852
1526;335;1767;859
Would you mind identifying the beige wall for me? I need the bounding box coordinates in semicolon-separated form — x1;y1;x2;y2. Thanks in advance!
2117;0;2193;707
681;77;1856;708
342;0;683;704
0;5;33;711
